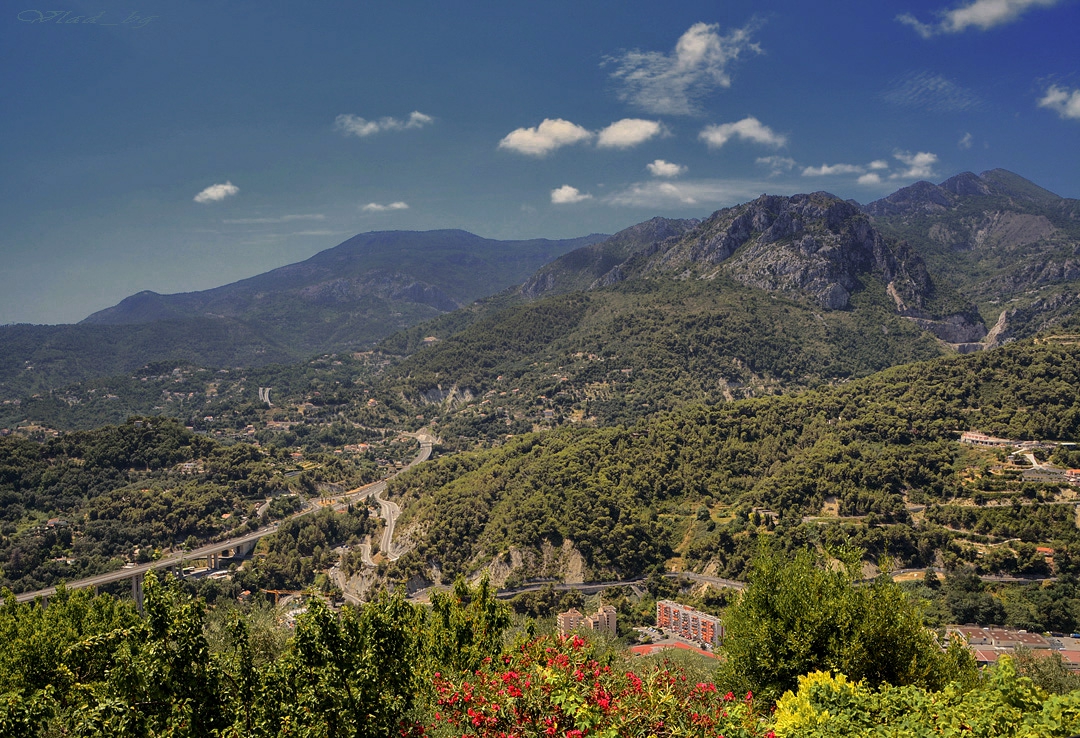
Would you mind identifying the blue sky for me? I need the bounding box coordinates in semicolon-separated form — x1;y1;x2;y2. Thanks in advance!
3;0;1079;324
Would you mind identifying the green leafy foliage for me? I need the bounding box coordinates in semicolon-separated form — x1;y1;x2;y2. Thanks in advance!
426;576;513;675
2;575;1080;736
387;341;1080;583
234;506;374;592
0;418;297;592
773;658;1080;738
719;545;976;703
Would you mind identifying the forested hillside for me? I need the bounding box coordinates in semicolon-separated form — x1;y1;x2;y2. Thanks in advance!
386;341;1080;584
380;274;946;435
0;417;380;593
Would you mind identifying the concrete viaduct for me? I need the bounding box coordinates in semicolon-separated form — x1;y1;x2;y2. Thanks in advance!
14;533;262;609
14;432;435;610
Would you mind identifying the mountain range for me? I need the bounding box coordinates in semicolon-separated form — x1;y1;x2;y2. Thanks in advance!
0;231;603;397
2;169;1078;405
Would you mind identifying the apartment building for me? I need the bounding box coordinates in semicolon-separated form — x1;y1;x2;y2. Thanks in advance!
557;605;617;637
656;600;722;648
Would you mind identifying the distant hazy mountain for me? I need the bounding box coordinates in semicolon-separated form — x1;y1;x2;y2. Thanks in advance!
0;230;604;397
82;229;606;326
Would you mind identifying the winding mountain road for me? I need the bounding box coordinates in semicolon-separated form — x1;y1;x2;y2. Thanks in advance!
14;432;434;604
363;431;432;562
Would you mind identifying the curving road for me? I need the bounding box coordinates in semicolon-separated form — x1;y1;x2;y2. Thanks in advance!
364;432;432;563
14;432;435;604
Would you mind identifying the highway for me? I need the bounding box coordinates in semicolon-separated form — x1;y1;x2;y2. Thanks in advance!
14;433;434;604
490;572;745;600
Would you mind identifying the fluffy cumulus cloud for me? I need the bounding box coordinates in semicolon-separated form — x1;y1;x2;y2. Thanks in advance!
361;201;409;212
1038;85;1080;120
699;117;787;149
499;119;594;156
802;163;865;176
881;71;982;112
898;0;1061;38
959;132;975;149
647;159;687;178
597;119;665;149
193;181;239;204
778;157;897;186
335;111;434;138
802;159;890;178
550;185;593;204
892;151;939;179
604;178;781;208
605;22;761;115
755;156;796;175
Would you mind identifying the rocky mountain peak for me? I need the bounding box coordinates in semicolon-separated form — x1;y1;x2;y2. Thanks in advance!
940;171;994;198
863;169;1066;220
630;191;930;311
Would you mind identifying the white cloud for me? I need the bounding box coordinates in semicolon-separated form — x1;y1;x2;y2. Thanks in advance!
802;159;897;179
647;159;687;178
335;111;434;137
896;13;938;37
959;132;974;149
605;21;762;115
604;178;781;208
498;119;594;156
1038;85;1080;120
194;182;239;204
799;158;897;180
891;151;939;180
361;202;409;212
881;71;981;112
654;182;698;205
699;117;787;149
755;156;796;175
550;185;593;204
802;163;865;176
597;119;665;149
898;0;1061;38
223;214;325;224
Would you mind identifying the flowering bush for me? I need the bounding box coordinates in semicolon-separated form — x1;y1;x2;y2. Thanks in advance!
772;658;1080;738
429;634;772;738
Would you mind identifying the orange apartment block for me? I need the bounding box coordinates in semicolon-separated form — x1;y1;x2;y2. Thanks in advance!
656;600;722;648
